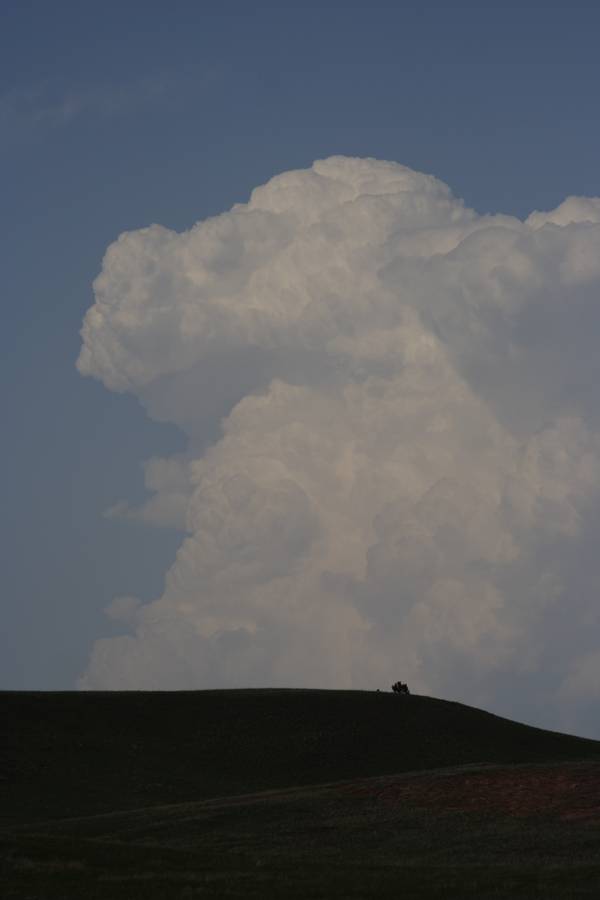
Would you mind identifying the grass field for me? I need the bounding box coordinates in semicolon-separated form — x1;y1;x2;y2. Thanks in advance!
3;689;599;897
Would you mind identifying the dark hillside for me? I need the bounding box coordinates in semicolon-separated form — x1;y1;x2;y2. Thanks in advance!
4;689;599;825
5;761;598;899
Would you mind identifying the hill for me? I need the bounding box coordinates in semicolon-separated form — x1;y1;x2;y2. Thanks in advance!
5;760;600;899
3;690;600;898
4;689;599;825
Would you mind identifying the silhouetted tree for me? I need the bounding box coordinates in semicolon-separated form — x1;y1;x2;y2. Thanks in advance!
391;681;410;695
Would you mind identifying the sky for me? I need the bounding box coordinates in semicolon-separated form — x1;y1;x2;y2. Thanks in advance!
2;1;600;738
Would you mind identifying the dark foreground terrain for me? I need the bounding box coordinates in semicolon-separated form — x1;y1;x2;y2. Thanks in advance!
3;689;600;898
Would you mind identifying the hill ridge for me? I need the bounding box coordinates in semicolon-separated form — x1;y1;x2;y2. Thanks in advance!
4;689;599;826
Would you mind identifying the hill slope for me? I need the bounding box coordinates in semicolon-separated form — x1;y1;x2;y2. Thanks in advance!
4;689;599;825
7;761;600;899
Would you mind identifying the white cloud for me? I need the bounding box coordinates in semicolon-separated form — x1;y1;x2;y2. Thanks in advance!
105;457;191;530
78;157;600;737
560;650;600;702
526;196;600;229
0;70;215;143
104;595;142;625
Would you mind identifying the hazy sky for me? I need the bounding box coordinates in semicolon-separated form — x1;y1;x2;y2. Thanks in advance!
2;1;600;738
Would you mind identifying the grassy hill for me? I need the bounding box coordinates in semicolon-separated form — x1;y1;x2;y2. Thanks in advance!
3;689;599;898
4;689;599;824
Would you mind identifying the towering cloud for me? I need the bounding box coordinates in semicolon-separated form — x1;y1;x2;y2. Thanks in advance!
78;157;600;736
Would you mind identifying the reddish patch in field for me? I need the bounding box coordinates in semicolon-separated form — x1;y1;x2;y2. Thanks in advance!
344;763;600;822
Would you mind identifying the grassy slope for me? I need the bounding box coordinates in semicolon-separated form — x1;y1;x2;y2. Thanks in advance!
5;762;600;899
4;689;598;824
3;690;600;898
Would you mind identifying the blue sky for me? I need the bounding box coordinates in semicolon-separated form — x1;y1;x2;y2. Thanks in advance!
2;1;599;721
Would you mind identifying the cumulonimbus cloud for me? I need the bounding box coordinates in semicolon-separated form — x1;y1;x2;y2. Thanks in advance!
78;156;600;736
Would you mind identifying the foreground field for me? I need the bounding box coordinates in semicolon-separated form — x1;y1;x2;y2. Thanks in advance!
3;690;599;897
